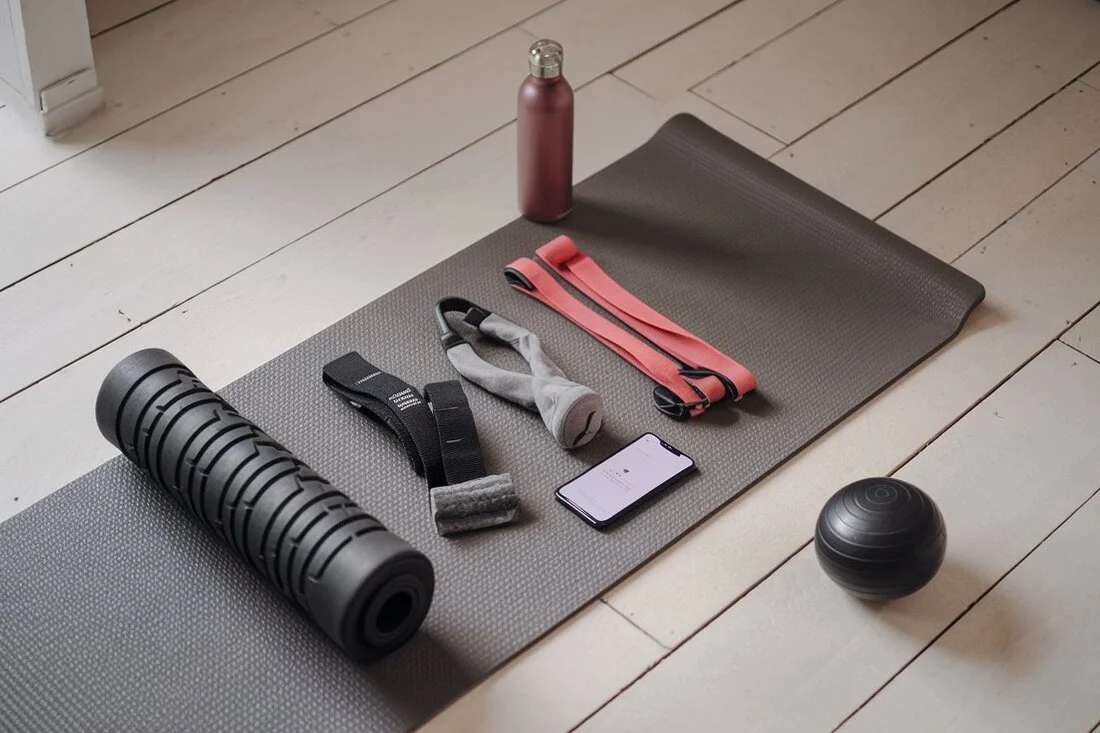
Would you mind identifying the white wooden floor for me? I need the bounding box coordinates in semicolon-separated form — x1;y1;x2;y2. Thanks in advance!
2;0;1100;730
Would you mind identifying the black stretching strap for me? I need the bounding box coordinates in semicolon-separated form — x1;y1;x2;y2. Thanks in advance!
423;381;487;485
323;352;520;536
322;353;446;488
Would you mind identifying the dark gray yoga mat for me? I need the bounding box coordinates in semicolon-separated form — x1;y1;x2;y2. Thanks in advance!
0;115;983;732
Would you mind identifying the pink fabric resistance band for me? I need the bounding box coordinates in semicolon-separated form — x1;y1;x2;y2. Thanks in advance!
505;236;756;418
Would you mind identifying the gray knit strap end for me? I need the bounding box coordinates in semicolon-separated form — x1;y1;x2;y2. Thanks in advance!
430;473;520;536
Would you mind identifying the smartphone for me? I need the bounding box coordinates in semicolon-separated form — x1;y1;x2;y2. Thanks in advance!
555;433;696;528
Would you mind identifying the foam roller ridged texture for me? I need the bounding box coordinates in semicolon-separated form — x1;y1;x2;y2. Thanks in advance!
94;348;434;660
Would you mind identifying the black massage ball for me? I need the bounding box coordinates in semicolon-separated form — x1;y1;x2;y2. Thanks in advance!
814;478;946;601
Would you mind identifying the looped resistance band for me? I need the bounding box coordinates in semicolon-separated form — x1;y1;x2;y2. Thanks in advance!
505;236;756;419
435;297;604;449
323;353;519;535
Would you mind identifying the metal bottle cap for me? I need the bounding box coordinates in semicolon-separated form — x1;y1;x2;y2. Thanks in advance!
528;39;564;79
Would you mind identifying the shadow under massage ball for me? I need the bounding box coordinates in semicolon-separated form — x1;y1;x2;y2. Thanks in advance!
814;478;946;601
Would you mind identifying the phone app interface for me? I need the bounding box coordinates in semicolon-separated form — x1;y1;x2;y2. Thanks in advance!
560;434;693;522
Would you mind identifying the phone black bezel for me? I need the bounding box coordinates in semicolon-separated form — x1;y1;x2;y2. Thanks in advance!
554;432;697;529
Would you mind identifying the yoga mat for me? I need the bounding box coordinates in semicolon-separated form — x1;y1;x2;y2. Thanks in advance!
0;115;983;732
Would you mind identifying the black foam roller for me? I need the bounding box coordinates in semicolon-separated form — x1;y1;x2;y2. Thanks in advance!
95;348;435;661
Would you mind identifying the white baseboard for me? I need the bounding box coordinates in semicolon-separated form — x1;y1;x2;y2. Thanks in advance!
0;0;102;136
1;66;105;136
38;67;104;134
41;82;104;135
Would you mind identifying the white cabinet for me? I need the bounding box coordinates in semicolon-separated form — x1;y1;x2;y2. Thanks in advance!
0;0;103;135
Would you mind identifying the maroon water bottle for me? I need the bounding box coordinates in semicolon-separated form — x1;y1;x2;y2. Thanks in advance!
518;39;574;223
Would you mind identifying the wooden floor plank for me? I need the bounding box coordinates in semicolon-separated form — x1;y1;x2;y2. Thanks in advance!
0;29;537;403
839;448;1100;733
300;0;392;26
0;79;748;724
0;0;334;192
2;3;1097;728
659;92;784;157
776;0;1100;217
603;168;1100;647
697;0;1009;143
1063;308;1100;363
520;0;734;91
0;0;780;409
0;0;555;289
0;78;686;733
613;0;836;102
1083;149;1100;178
1083;63;1100;90
582;343;1100;733
422;603;664;733
86;0;176;36
0;73;775;521
878;82;1100;262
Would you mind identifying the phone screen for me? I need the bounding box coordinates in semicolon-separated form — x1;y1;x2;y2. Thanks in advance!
556;433;695;526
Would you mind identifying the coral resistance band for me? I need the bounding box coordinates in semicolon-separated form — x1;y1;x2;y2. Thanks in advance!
505;235;756;419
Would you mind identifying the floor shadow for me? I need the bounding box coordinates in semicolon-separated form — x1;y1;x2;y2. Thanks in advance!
676;388;776;428
573;427;629;459
691;401;740;427
932;586;1027;667
736;390;777;419
957;299;1010;337
858;557;1032;669
564;198;766;271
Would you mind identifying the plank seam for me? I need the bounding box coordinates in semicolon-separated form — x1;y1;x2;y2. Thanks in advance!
584;538;812;728
686;0;847;93
873;84;1100;248
605;72;658;101
830;476;1100;732
598;0;745;74
89;0;185;37
754;0;1025;151
1083;61;1100;92
0;0;568;199
0;66;651;412
0;11;565;293
1060;340;1100;370
607;71;788;149
585;327;1100;730
686;89;787;146
587;310;1100;729
585;537;809;726
945;141;1100;265
0;0;394;197
881;301;1100;491
599;599;671;652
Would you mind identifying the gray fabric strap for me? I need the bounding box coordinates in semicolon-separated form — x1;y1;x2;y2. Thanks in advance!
444;313;604;449
430;474;519;536
422;379;521;537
